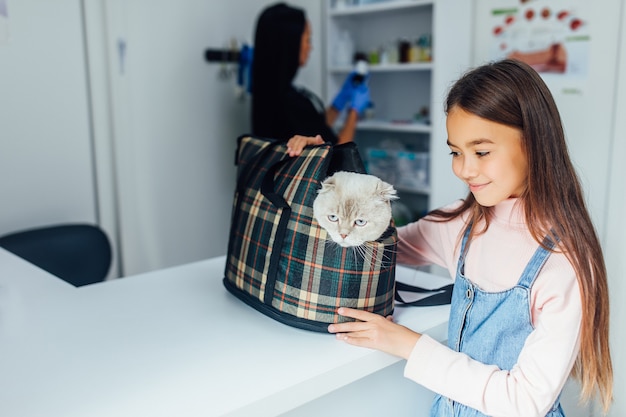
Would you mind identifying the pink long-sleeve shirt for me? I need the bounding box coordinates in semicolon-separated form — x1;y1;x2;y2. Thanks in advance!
398;198;582;417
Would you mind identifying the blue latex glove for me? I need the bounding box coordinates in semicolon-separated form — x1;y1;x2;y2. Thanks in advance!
350;83;371;115
331;71;358;111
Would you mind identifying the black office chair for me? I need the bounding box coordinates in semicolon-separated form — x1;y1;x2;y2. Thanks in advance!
0;224;112;287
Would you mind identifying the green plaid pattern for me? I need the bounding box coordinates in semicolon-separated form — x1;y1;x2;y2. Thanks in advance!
224;136;397;332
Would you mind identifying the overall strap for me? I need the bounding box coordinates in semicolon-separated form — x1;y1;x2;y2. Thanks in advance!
517;234;558;289
456;222;473;277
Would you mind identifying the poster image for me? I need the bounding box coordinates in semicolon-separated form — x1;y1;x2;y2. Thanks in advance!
487;0;590;77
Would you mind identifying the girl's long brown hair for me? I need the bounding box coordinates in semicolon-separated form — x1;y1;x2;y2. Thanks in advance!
429;59;613;412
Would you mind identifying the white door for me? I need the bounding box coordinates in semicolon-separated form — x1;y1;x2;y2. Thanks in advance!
103;0;323;275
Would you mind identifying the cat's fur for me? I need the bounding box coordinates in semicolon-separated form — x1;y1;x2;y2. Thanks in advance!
312;171;397;248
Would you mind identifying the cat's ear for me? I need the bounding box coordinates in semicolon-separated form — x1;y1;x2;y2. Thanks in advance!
377;180;399;202
318;176;337;194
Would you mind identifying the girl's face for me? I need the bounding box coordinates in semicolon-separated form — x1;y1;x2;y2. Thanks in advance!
299;21;312;66
446;106;528;207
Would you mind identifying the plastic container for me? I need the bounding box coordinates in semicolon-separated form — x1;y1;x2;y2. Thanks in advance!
395;151;429;191
366;148;430;192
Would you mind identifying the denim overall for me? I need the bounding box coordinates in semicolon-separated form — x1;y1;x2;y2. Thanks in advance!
429;226;564;417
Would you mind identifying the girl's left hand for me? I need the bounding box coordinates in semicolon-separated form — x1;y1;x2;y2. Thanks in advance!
328;307;421;360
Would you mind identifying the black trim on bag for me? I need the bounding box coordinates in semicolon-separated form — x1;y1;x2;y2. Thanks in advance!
259;156;294;306
263;208;290;306
235;136;285;193
326;141;366;175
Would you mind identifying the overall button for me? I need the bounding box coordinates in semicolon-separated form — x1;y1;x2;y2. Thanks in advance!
466;288;473;298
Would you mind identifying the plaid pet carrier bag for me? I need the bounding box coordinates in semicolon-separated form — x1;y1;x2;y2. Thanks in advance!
223;135;398;332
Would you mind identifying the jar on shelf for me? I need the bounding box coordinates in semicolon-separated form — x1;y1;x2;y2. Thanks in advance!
386;41;398;64
398;38;411;63
418;34;432;62
409;39;421;63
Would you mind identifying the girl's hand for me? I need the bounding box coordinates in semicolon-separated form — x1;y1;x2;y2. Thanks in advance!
286;134;324;157
328;307;421;360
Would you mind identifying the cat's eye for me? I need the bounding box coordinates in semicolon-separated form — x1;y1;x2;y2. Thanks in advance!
354;219;367;227
327;214;339;222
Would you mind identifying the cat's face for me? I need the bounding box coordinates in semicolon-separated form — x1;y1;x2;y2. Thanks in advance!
312;171;397;247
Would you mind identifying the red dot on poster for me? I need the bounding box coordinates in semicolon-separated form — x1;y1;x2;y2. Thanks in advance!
557;11;569;20
525;9;535;20
570;18;582;30
505;15;514;25
494;26;503;35
541;8;551;18
500;43;507;50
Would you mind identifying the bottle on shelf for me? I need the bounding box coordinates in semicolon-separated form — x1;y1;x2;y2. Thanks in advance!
333;30;354;67
352;59;369;84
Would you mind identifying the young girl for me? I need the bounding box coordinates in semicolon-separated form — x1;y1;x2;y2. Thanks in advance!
327;59;613;416
251;3;370;146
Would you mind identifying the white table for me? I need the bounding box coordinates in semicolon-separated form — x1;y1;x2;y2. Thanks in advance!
0;248;451;417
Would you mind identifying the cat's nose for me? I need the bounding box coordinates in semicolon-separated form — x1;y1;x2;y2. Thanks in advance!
340;234;348;239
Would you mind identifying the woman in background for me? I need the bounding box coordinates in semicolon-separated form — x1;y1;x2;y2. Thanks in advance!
251;2;369;151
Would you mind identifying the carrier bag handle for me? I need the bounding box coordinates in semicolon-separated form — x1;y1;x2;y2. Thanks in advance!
256;144;333;306
394;282;454;307
235;135;287;192
259;142;333;203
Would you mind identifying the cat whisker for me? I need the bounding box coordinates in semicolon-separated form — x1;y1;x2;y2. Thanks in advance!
317;239;397;270
351;243;383;269
351;246;360;265
372;242;398;267
320;238;345;260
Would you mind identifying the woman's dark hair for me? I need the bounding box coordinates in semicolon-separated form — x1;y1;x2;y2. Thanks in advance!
429;59;612;411
251;3;306;137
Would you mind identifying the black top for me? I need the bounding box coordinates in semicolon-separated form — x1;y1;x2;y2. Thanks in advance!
250;3;339;144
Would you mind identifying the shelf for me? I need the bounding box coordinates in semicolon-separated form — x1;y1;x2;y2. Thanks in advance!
330;62;433;73
329;0;433;17
356;119;431;133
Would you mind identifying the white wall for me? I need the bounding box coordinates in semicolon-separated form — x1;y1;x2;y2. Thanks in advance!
604;3;626;416
0;0;97;234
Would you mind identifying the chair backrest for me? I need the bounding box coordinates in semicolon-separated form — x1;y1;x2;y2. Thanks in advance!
0;224;112;287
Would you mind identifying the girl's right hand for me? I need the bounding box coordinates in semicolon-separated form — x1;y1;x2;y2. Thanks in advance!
286;134;324;157
328;307;421;360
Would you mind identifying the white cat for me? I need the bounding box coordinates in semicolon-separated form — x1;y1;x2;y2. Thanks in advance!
312;171;398;248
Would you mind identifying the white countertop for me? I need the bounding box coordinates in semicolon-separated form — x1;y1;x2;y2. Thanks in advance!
0;248;451;417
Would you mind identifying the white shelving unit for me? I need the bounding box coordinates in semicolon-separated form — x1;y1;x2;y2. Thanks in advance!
324;0;471;222
328;0;433;16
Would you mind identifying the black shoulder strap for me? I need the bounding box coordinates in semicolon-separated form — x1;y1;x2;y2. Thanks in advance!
394;281;453;307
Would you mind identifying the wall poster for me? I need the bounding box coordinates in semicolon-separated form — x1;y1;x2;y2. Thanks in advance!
481;0;590;81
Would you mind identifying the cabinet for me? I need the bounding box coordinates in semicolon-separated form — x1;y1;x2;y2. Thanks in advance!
324;0;471;223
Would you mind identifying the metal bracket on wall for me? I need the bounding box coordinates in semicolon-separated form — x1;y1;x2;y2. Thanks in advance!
204;48;240;63
203;44;253;98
